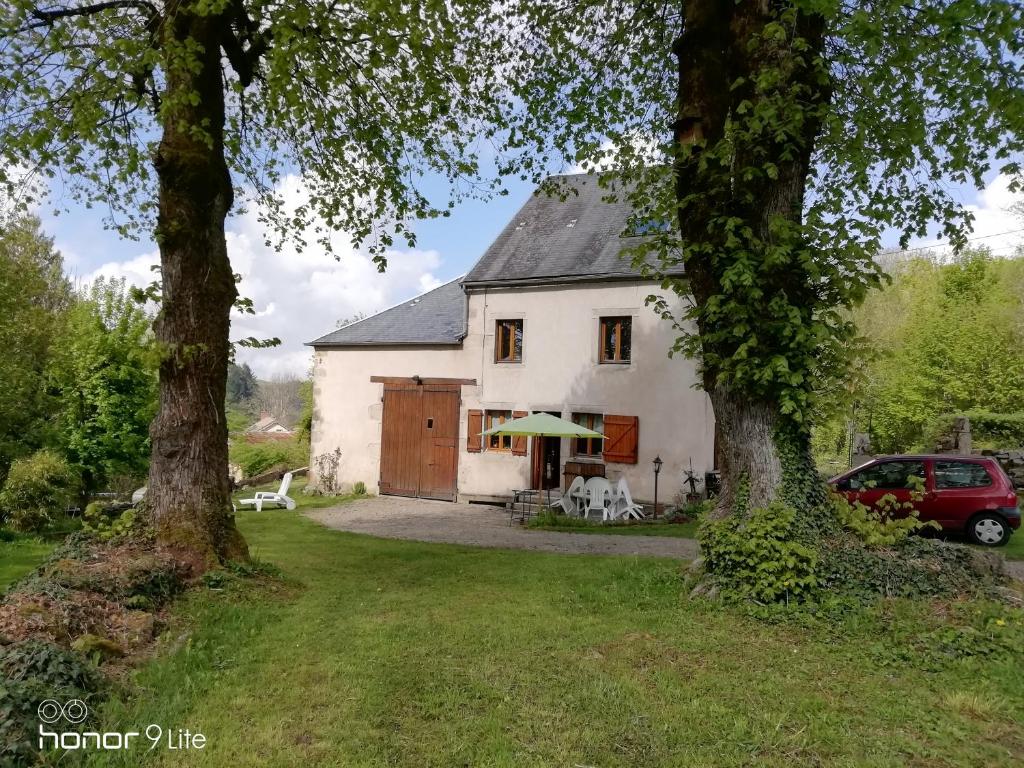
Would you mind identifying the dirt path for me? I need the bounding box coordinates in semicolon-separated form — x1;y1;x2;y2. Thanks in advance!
306;495;699;559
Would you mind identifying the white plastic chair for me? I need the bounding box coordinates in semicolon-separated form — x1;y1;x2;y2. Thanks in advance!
238;472;297;511
613;478;646;521
551;476;585;517
583;477;613;521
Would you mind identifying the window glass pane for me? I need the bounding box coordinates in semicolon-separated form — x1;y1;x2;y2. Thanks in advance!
851;461;925;490
934;461;992;489
599;317;631;362
485;410;512;450
601;322;615;362
572;413;603;456
495;320;523;362
619;318;631;361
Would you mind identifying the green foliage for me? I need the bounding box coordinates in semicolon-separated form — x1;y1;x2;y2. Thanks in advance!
297;379;314;444
226;362;258;404
527;510;594;530
818;536;998;600
229;438;307;479
498;1;1024;430
0;214;70;479
829;478;939;548
49;277;158;496
0;639;101;765
352;481;367;497
929;410;1024;450
823;251;1024;455
700;503;819;602
82;502;139;541
0;450;76;532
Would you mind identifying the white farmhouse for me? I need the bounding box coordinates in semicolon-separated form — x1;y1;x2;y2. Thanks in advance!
308;174;715;505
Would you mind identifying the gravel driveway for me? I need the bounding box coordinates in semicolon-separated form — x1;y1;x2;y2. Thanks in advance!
307;495;699;559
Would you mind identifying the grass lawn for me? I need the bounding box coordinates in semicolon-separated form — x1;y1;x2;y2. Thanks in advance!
83;508;1023;767
231;477;365;512
529;518;700;538
1003;530;1023;561
0;537;55;593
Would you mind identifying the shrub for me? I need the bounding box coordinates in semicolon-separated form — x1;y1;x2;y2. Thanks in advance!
527;510;595;530
700;502;819;602
828;483;938;548
0;639;101;764
0;450;77;532
928;410;1024;450
230;438;307;478
353;481;367;496
82;501;139;541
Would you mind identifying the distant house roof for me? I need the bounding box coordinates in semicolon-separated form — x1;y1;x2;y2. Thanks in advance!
308;278;467;348
462;173;656;287
245;415;293;434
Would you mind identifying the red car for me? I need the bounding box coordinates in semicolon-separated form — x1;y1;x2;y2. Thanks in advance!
829;455;1020;547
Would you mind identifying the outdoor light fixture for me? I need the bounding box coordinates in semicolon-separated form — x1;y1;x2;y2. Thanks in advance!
652;455;663;518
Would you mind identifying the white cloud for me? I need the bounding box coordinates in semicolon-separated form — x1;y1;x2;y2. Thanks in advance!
81;175;446;379
903;173;1024;258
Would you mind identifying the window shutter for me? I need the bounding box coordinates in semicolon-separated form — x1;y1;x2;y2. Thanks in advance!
602;415;639;464
467;409;483;453
511;411;528;456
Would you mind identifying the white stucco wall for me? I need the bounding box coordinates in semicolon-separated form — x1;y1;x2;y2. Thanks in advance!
310;281;715;503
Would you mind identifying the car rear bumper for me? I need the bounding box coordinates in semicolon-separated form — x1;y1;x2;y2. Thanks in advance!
998;506;1021;530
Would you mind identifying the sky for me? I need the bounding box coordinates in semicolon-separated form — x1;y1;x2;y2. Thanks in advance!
45;167;1024;380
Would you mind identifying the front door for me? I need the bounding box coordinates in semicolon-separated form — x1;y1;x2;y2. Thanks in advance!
379;384;460;501
530;412;562;491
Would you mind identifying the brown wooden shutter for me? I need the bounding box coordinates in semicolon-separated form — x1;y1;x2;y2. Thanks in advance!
602;415;639;464
511;411;528;456
467;409;483;453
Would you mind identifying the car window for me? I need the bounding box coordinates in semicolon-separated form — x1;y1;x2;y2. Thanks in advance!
848;461;926;490
934;461;992;489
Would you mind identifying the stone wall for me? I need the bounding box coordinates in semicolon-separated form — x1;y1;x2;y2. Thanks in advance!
981;450;1024;488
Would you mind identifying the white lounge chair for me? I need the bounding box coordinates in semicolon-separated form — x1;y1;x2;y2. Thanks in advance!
582;477;613;521
239;472;296;512
613;478;646;521
550;476;585;517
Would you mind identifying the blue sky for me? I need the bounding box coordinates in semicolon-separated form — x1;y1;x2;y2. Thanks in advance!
49;167;1023;379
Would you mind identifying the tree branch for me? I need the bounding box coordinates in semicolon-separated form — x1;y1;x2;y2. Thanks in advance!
26;0;159;29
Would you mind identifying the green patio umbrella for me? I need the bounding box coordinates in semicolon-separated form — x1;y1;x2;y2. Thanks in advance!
482;412;605;507
480;411;605;439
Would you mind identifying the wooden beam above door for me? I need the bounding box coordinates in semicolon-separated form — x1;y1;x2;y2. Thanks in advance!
370;375;477;386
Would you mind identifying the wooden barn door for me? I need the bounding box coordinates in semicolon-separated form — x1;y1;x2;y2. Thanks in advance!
379;383;460;501
418;387;460;501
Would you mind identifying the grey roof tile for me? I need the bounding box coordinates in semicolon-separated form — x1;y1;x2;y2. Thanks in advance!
308;278;466;347
463;173;651;285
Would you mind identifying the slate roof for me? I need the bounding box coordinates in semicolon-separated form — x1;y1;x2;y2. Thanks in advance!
308;173;665;348
308;278;467;347
462;173;652;286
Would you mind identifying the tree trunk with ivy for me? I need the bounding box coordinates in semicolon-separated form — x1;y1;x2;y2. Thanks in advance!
673;0;829;518
147;8;248;571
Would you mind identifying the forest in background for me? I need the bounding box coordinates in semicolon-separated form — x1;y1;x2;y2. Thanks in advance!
813;247;1024;475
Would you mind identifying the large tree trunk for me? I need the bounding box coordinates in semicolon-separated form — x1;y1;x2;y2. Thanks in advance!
148;8;248;571
673;0;828;516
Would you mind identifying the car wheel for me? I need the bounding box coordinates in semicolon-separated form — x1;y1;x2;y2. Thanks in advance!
967;513;1009;547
